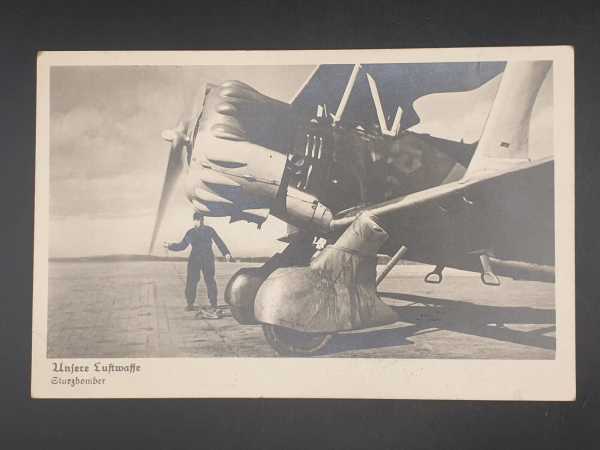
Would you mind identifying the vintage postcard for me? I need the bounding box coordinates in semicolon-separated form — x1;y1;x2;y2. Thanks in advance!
32;47;575;399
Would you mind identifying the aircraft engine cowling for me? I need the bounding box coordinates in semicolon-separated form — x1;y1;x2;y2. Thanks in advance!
183;80;333;233
181;79;475;236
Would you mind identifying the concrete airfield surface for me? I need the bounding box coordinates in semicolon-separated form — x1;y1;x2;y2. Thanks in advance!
47;261;555;359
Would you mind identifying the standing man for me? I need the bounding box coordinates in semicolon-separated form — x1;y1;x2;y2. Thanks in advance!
163;212;232;318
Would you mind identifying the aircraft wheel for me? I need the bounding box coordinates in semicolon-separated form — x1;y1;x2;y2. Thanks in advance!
230;305;251;324
262;324;333;356
224;267;265;324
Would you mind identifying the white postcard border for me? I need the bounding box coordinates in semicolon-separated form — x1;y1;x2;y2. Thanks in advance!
32;46;575;400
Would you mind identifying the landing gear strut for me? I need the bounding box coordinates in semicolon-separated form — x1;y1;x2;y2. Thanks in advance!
262;324;333;356
255;214;398;357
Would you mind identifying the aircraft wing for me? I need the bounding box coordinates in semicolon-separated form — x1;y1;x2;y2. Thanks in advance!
331;156;555;269
291;62;506;130
331;156;553;228
332;60;553;228
465;61;552;176
329;61;555;269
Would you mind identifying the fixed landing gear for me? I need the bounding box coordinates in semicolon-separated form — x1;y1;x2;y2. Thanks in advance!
224;236;317;325
254;214;397;356
224;267;266;324
227;215;398;357
262;324;333;356
225;236;336;356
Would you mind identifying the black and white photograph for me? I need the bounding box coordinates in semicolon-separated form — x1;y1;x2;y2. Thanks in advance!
32;48;575;399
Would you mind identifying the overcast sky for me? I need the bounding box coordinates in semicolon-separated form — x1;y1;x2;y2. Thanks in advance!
49;64;553;257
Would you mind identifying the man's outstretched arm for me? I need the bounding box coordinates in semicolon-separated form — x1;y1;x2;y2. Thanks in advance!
164;230;191;252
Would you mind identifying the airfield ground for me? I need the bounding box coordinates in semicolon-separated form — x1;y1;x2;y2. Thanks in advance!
46;261;555;359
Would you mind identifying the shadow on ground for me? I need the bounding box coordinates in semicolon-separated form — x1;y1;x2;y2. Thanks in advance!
324;292;555;356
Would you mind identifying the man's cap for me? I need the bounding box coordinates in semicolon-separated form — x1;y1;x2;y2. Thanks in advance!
193;212;204;220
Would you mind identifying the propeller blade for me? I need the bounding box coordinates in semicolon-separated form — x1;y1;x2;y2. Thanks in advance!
148;83;210;254
148;136;186;254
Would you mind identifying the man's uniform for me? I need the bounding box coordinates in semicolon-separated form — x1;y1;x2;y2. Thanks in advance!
168;225;230;308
